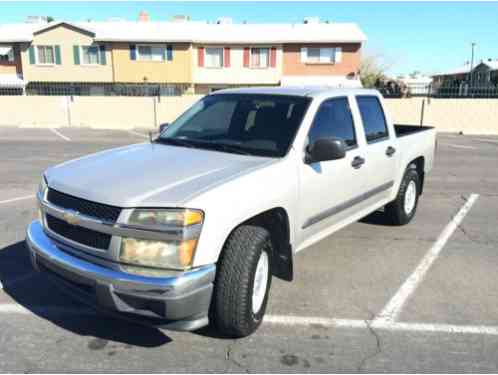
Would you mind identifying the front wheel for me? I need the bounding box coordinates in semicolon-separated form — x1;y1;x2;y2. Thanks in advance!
385;167;420;225
211;225;273;338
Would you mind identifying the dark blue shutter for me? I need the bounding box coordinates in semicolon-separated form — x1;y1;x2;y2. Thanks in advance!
130;44;137;60
166;45;173;61
99;45;106;65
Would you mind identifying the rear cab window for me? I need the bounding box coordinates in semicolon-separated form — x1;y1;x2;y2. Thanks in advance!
356;96;389;143
308;97;357;150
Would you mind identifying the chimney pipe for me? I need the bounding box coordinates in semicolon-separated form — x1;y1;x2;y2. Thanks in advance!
138;10;149;22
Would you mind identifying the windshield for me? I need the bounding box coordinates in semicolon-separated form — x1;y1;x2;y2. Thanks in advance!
158;94;311;157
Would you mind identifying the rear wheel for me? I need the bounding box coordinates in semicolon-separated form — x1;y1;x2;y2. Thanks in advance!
385;167;420;225
211;225;272;337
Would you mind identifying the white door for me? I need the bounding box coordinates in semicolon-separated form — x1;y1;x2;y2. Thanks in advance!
353;95;398;205
297;96;368;247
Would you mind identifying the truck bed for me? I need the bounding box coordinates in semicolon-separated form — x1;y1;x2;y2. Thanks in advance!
394;124;434;138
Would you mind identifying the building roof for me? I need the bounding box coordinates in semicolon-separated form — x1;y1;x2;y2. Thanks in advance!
432;59;498;77
0;20;367;44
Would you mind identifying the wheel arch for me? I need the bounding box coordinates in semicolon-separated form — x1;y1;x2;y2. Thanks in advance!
222;207;293;282
407;156;425;195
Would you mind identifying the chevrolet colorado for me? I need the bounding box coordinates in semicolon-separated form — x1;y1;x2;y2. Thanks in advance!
27;87;436;337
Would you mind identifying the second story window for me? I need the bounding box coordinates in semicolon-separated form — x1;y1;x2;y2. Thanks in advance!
0;46;14;63
138;45;166;61
301;47;341;64
205;47;224;68
82;46;99;65
37;45;55;65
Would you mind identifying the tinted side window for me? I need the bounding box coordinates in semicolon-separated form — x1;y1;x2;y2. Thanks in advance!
356;96;389;142
308;97;357;148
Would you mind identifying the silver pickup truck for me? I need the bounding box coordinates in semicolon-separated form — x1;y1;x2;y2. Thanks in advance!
27;87;436;337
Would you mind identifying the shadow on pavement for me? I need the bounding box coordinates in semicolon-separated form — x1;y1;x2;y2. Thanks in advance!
359;209;393;226
0;241;172;348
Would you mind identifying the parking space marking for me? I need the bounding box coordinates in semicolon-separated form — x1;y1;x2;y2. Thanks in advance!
376;193;479;323
49;128;71;141
266;315;498;336
0;303;95;316
125;129;149;138
0;195;35;205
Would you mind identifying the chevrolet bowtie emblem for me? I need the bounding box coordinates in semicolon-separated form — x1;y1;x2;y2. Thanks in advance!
63;211;80;225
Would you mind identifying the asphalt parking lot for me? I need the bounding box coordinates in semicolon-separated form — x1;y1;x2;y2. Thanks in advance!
1;126;498;372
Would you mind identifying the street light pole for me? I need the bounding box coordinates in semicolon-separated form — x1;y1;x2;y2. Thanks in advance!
470;42;476;87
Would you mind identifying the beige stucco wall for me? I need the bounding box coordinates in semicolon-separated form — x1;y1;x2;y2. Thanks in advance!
0;95;203;129
2;96;497;134
20;24;114;82
192;45;282;85
384;98;498;135
111;42;192;83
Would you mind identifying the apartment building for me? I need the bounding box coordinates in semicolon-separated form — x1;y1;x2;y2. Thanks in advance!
0;16;366;95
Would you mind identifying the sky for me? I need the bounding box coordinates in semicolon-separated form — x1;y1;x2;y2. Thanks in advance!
1;1;497;76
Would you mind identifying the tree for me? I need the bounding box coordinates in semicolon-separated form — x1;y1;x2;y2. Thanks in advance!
47;16;55;22
359;53;391;88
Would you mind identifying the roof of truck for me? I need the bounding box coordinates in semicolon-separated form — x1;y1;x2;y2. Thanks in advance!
212;86;381;99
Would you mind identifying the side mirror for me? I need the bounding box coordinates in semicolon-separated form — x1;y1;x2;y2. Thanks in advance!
305;137;346;164
159;123;169;133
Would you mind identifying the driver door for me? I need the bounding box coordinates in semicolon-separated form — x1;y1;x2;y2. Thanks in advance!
297;96;368;248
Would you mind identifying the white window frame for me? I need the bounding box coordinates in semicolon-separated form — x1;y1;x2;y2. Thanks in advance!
301;47;339;65
204;47;224;69
0;46;14;63
136;44;166;62
250;47;270;69
36;45;55;66
81;45;100;66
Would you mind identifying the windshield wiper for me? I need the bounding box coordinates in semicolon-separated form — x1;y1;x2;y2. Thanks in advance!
190;140;252;155
154;137;197;148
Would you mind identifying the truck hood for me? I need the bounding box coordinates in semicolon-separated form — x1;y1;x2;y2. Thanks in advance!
45;143;273;208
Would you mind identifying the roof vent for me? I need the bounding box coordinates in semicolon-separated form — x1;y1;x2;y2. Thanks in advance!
171;15;191;22
216;17;233;25
138;10;150;22
25;16;49;24
303;17;320;24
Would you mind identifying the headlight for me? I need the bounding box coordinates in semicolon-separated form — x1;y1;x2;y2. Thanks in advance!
119;209;203;271
38;175;48;198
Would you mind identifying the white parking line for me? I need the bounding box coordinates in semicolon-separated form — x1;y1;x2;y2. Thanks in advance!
125;129;149;138
376;193;479;323
0;304;95;316
1;305;498;336
265;315;498;335
0;195;35;205
49;128;71;141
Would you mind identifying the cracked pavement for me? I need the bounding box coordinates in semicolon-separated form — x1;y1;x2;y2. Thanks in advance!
1;128;498;372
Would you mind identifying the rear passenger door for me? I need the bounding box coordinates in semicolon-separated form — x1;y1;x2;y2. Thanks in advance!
297;96;367;245
354;95;397;204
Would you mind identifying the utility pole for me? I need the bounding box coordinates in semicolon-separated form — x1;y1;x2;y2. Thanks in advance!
470;42;476;87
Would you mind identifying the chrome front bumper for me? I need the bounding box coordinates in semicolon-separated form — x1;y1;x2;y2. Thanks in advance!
26;220;216;330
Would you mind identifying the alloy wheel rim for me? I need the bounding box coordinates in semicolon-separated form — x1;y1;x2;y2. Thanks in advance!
404;180;417;215
252;251;269;314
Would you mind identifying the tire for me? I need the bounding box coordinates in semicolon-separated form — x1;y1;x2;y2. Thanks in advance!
385;166;420;225
211;225;273;338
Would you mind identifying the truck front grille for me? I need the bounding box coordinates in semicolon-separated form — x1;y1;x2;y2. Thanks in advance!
47;188;122;223
46;214;112;250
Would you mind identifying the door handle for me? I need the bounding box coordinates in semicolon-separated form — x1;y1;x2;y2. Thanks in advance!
386;146;396;157
351;156;365;169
